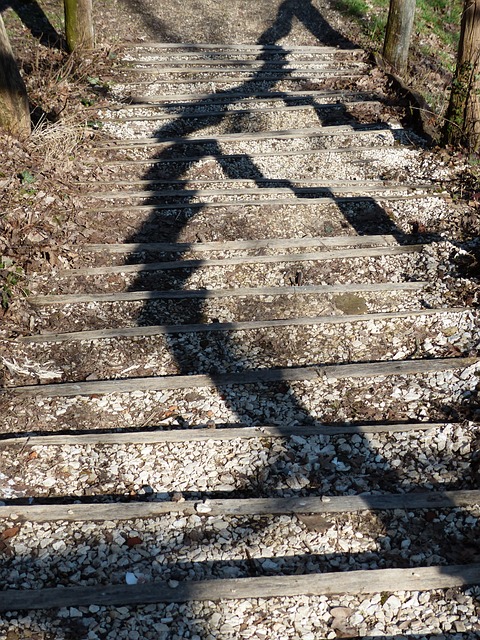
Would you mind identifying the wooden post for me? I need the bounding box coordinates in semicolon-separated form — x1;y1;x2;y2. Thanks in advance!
64;0;94;52
443;0;480;151
383;0;416;75
0;15;30;138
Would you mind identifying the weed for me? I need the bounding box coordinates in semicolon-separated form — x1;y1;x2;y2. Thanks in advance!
0;261;29;310
29;115;89;168
18;170;35;185
335;0;369;19
87;120;104;130
333;0;462;54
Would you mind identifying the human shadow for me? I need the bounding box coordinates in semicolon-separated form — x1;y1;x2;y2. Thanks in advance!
106;0;480;599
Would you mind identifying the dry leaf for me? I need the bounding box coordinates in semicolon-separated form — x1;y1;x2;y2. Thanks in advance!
1;526;20;540
126;536;143;548
296;513;331;532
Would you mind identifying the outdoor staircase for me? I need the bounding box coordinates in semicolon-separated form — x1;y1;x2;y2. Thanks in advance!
1;39;480;637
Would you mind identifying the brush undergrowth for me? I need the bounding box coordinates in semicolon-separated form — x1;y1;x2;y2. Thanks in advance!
0;16;116;325
332;0;463;116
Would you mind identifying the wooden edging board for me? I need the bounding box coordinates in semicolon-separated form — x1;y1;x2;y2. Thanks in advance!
83;186;434;200
0;421;451;447
116;57;365;66
114;67;365;76
77;233;401;253
1;490;479;523
18;308;467;344
105;96;377;111
84;147;391;165
78;178;402;188
5;356;478;398
1;564;480;611
105;101;380;122
58;245;424;277
94;124;394;148
76;177;398;189
88;194;444;215
28;281;427;306
109;89;375;106
118;43;364;52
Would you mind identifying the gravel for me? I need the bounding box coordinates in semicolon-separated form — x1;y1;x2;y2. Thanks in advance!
1;0;479;633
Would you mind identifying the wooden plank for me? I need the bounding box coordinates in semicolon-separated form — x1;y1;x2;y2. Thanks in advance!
84;147;385;165
104;96;378;113
79;177;392;188
83;186;433;200
1;564;480;611
58;246;424;277
104;102;379;122
115;66;365;75
94;124;393;148
16;308;469;343
0;489;478;523
88;194;441;215
28;281;427;306
79;233;400;254
117;58;365;67
109;89;375;106
0;422;453;448
6;356;477;398
113;72;365;84
112;74;365;87
119;43;363;52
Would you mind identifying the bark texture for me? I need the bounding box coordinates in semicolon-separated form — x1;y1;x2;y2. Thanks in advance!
382;0;416;75
0;15;30;138
64;0;94;52
443;0;480;150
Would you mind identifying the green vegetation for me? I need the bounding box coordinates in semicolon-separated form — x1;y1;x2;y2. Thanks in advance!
0;260;28;310
18;170;35;185
333;0;462;69
334;0;387;45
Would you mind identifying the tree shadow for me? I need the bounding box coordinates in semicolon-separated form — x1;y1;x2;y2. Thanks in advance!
0;0;64;49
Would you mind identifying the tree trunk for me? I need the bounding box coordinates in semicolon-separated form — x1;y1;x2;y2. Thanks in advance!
64;0;94;52
0;15;30;138
383;0;416;75
443;0;480;151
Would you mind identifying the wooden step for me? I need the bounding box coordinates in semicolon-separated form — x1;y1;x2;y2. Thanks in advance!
76;234;402;254
1;489;478;522
118;43;364;52
28;281;427;306
87;194;442;215
112;72;365;84
85;146;387;165
117;58;365;67
6;356;477;398
104;102;380;122
105;93;377;111
114;89;376;106
114;66;366;76
94;124;395;148
78;178;398;189
82;186;434;200
20;307;463;344
1;564;479;611
0;421;452;446
58;245;425;277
